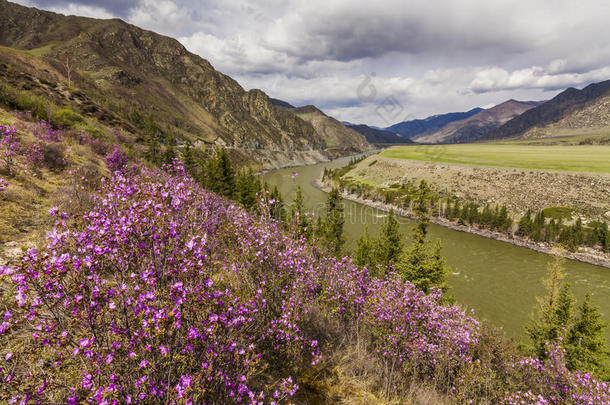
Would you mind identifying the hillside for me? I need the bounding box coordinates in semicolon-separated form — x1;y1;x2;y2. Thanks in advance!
415;100;541;143
0;0;370;168
484;80;610;142
385;108;483;139
276;104;371;151
344;122;414;144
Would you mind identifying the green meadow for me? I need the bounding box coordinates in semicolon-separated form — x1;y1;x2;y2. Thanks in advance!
379;144;610;173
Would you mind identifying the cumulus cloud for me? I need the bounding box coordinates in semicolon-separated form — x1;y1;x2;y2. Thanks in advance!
12;0;610;126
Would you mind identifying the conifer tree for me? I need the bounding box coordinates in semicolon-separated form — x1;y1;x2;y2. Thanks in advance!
182;140;195;175
291;186;312;240
323;187;345;256
216;149;235;198
566;294;609;376
517;211;533;236
354;226;375;268
378;208;403;266
395;180;449;293
526;253;570;359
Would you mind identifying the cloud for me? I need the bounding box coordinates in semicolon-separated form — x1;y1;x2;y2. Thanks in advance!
13;0;610;127
470;65;610;93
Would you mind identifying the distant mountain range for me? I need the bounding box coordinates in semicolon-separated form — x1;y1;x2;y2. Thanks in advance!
343;123;414;144
0;0;371;169
385;108;483;139
414;100;543;144
482;80;610;141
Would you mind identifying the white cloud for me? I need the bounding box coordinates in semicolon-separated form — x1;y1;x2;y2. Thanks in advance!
16;0;610;127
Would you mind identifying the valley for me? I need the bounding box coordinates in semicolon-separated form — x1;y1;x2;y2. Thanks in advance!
264;156;610;343
1;0;610;403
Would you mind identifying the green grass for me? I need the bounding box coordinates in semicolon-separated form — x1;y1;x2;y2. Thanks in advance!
379;144;610;173
542;206;574;221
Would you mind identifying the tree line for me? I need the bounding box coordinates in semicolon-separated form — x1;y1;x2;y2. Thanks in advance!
324;166;610;254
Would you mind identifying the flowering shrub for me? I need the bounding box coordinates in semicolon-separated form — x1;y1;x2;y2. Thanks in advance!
0;125;22;175
0;161;608;404
105;147;129;173
0;177;8;192
504;342;610;404
29;120;62;142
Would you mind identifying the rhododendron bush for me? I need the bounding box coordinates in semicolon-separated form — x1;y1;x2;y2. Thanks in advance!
1;162;608;404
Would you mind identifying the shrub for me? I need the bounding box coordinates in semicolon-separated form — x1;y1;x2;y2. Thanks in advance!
542;206;574;221
0;125;22;176
51;108;83;128
0;177;7;192
90;137;110;156
105;146;129;172
41;142;67;171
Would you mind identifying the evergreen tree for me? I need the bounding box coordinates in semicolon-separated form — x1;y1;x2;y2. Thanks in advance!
290;186;312;240
182;140;195;175
378;208;403;267
216;149;235;198
481;204;493;227
267;185;285;221
532;211;546;241
395;180;449;294
323;187;345;256
145;136;161;166
163;135;176;165
496;205;512;231
526;253;571;359
566;294;609;376
235;169;260;209
517;211;533;236
354;226;375;268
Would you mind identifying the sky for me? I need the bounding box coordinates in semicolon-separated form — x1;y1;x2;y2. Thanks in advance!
13;0;610;127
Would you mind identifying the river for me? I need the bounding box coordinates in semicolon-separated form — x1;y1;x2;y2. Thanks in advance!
263;155;610;343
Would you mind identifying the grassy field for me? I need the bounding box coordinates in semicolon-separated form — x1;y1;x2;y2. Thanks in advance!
379;144;610;174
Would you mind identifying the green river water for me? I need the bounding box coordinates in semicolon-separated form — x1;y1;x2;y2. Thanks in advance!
264;155;610;343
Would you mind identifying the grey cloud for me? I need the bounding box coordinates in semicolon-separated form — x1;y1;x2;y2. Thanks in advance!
25;0;138;16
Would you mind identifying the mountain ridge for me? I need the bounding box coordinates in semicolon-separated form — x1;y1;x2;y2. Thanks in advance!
483;80;610;141
385;108;483;139
415;100;542;143
0;0;370;168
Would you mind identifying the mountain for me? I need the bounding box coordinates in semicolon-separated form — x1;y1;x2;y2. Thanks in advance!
0;0;370;168
415;100;542;143
385;108;483;139
483;80;610;141
344;123;414;144
276;105;370;151
269;98;295;109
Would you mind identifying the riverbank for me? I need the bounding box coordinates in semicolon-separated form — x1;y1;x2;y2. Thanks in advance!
314;178;610;269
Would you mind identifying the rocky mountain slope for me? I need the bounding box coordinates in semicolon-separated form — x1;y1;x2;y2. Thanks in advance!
0;0;370;168
483;80;610;142
385;108;483;139
415;100;541;143
274;104;371;152
344;122;414;144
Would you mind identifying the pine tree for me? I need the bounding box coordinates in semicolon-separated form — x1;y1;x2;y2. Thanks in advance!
395;180;449;293
526;253;571;359
566;293;609;376
145;136;161;166
216;149;235;198
182;140;195;175
378;208;403;266
323;187;345;256
291;186;312;240
517;211;533;236
354;226;375;268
